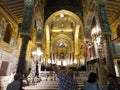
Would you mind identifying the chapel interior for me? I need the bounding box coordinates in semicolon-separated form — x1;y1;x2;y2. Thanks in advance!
0;0;120;90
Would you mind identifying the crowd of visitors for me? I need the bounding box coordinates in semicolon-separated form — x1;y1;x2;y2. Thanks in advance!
6;64;120;90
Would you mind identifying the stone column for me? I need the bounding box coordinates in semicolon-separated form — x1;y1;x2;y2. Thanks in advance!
97;1;116;89
98;0;116;75
97;45;107;89
53;53;55;63
16;36;30;74
16;3;34;90
103;35;116;75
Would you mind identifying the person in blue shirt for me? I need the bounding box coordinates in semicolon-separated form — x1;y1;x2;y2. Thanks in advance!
84;72;102;90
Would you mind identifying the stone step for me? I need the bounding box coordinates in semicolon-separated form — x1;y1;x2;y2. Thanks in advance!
23;81;84;90
23;86;84;90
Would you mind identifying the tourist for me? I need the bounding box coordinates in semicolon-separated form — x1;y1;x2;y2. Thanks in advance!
26;68;31;76
22;73;29;86
52;64;78;90
84;72;102;90
6;73;21;90
107;74;120;90
7;73;29;90
41;63;46;71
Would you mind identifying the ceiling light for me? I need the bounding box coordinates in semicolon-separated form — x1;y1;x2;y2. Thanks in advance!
60;13;64;18
48;59;51;63
36;47;43;56
74;59;77;64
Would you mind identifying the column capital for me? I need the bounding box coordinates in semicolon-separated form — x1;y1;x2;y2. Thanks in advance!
25;0;34;7
20;0;34;39
98;0;107;5
104;34;111;40
22;36;31;41
103;32;111;36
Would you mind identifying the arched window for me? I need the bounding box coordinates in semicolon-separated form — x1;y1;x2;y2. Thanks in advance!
117;24;120;37
3;24;12;43
0;18;7;39
60;52;64;59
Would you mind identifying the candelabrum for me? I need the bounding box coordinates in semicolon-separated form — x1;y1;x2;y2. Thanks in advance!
31;47;43;82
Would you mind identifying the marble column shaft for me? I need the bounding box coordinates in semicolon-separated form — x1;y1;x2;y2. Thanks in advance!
98;2;116;75
16;36;30;75
103;36;116;75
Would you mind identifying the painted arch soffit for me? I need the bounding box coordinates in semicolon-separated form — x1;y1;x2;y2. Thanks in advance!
44;9;84;43
44;10;82;26
52;34;73;51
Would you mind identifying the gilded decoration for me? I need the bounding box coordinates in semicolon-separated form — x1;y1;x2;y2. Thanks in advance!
43;10;84;66
0;0;120;72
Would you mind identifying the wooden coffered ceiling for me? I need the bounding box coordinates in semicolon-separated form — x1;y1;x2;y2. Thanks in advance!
106;0;120;24
1;0;24;23
1;0;120;25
